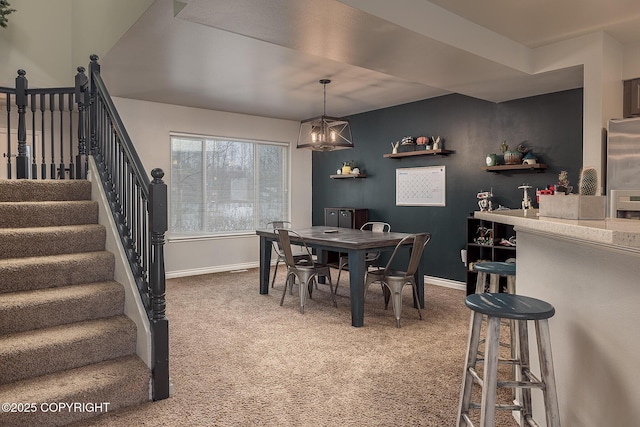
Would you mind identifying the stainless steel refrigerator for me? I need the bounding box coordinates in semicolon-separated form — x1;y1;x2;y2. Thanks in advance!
607;117;640;217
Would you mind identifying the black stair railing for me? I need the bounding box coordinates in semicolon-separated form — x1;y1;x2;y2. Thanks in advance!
1;72;76;180
2;56;169;401
84;54;169;401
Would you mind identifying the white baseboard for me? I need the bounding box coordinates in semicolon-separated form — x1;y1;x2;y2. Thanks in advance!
424;275;466;291
166;261;260;279
168;265;466;292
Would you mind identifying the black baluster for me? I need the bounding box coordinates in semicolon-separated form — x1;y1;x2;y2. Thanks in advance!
15;69;28;179
30;93;37;179
58;93;65;178
49;93;55;179
68;93;74;179
4;92;11;179
40;93;46;179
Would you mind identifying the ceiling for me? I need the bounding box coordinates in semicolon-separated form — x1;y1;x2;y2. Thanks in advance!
100;0;640;121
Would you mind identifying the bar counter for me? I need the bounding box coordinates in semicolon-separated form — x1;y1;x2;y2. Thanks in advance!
474;209;640;426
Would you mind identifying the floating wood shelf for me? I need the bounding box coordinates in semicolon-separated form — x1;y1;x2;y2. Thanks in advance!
482;163;547;172
383;149;453;159
330;174;367;179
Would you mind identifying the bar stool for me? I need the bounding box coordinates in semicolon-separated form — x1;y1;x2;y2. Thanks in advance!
473;261;516;294
457;293;561;427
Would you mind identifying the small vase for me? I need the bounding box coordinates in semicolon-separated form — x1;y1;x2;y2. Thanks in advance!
342;166;351;175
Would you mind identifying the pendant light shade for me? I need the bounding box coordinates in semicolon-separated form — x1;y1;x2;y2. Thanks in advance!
297;79;353;151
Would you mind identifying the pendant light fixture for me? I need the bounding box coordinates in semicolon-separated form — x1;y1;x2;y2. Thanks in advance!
296;79;353;151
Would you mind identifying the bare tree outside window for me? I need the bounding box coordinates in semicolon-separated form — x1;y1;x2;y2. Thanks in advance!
170;135;289;236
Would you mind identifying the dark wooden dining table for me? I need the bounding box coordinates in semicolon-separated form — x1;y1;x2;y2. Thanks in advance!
256;226;425;327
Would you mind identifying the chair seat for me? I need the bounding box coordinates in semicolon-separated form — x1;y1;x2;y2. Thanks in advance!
465;293;555;320
367;268;408;279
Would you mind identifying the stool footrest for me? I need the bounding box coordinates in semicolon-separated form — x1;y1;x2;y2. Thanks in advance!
475;356;521;365
469;402;523;411
498;379;545;389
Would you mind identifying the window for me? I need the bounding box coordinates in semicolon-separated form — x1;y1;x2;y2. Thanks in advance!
170;134;289;237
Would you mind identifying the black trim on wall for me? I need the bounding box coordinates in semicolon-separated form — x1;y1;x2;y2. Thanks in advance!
312;89;583;283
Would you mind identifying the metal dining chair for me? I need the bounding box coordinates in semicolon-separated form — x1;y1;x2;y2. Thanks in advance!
266;221;308;290
363;233;432;327
335;221;391;292
275;228;337;314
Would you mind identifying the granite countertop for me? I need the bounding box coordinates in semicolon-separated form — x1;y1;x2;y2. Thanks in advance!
474;209;640;250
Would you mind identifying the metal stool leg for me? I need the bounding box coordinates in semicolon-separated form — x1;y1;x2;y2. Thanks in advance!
518;319;533;422
535;319;561;427
480;315;501;427
458;311;484;426
475;271;487;293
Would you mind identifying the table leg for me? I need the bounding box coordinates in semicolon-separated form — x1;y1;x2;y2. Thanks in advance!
348;250;366;327
259;236;272;295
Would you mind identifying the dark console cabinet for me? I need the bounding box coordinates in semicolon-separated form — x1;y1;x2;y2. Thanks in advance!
324;208;369;266
324;208;368;229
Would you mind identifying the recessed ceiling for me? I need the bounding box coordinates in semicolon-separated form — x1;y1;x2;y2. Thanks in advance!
100;0;640;121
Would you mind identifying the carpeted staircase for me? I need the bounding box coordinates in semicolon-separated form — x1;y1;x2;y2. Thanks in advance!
0;179;150;427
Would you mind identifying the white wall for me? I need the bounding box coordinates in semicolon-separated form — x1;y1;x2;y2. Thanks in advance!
0;0;152;87
112;97;312;277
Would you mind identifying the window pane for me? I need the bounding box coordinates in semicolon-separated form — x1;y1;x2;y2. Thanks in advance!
170;135;288;236
257;144;288;227
171;138;203;233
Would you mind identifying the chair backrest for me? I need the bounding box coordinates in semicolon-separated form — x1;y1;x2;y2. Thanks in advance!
267;220;292;230
267;221;293;254
360;221;391;233
384;233;432;277
274;228;313;267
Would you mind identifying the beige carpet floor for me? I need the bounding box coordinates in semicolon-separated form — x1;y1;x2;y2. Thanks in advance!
72;268;520;427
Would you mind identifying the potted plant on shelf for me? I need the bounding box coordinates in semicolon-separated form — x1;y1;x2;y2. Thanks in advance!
500;141;528;165
342;160;354;175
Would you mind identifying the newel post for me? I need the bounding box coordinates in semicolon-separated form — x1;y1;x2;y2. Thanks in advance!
75;66;89;178
149;168;169;400
88;54;100;156
15;69;29;179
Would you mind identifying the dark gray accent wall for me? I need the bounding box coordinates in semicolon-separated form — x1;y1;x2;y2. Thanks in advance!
311;89;583;282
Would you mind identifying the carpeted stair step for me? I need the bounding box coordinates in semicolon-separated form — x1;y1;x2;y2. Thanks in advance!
0;251;114;294
0;224;106;259
0;315;137;385
0;354;149;427
0;200;99;228
0;179;91;202
0;281;125;335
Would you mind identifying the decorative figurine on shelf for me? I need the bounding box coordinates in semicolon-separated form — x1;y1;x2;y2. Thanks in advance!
556;170;572;194
401;136;415;145
416;136;428;145
519;184;533;215
522;151;537;165
579;166;598;195
477;189;493;212
473;226;493;245
391;141;400;154
432;136;442;150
